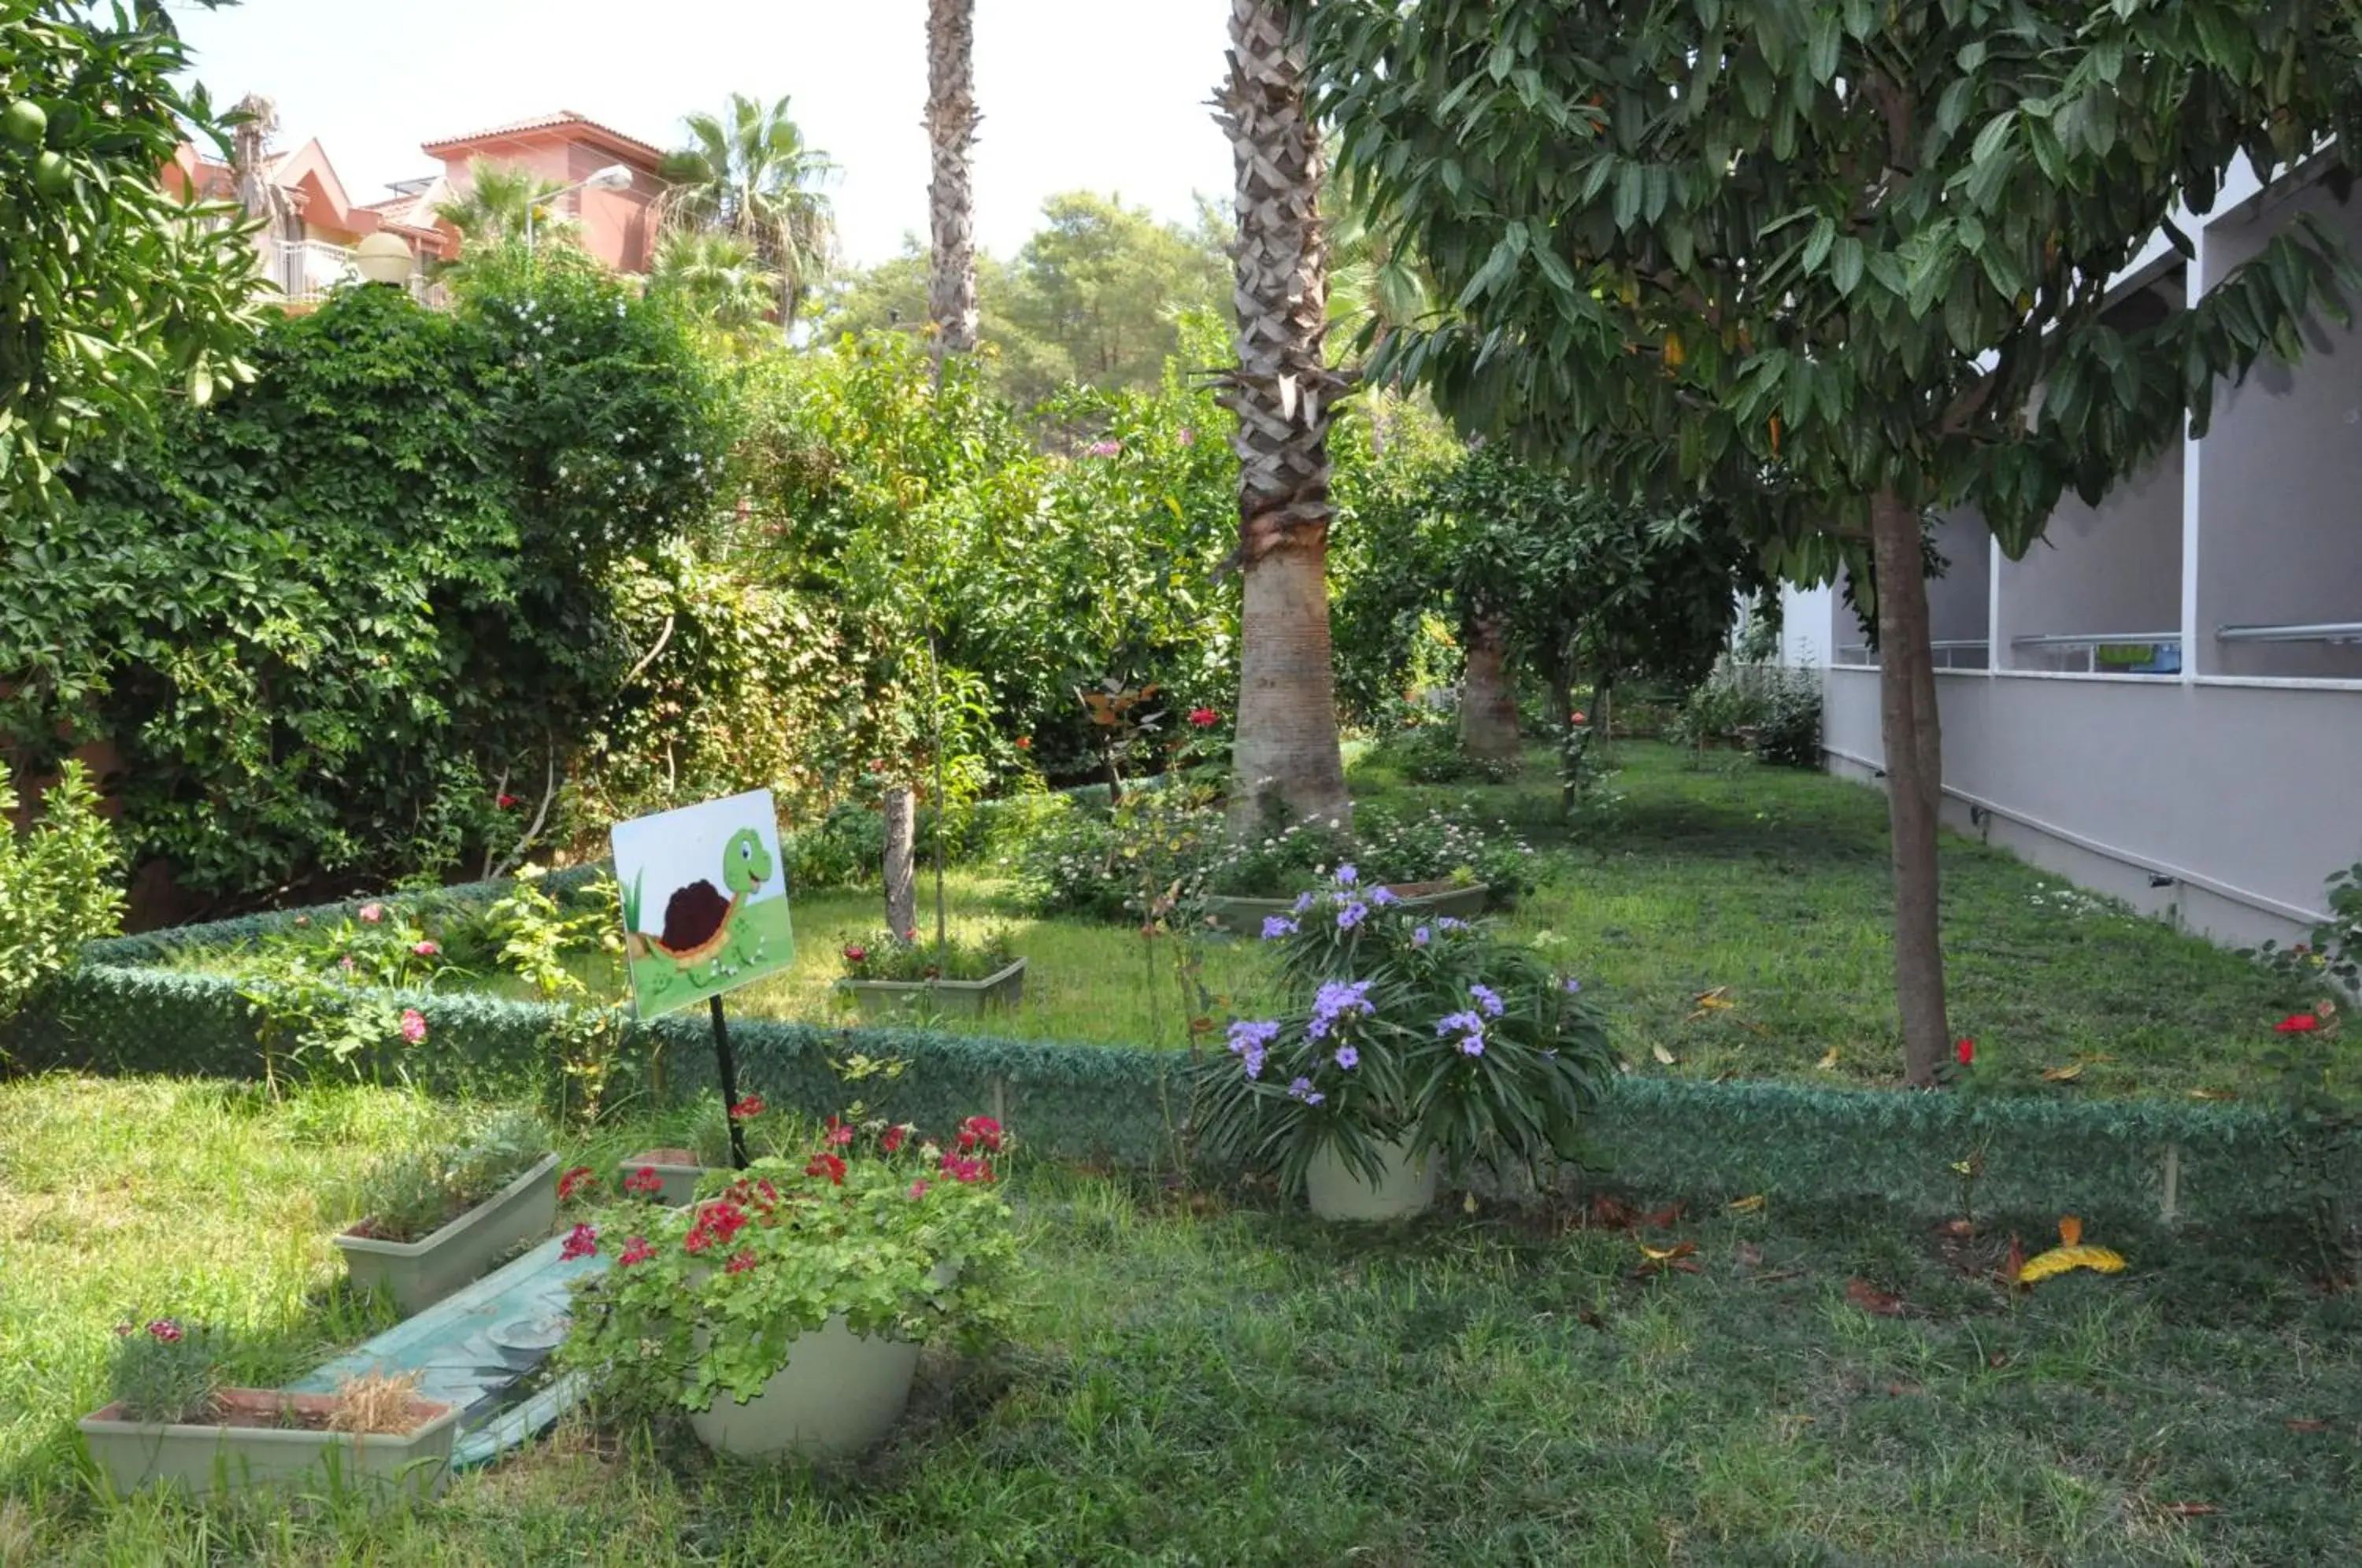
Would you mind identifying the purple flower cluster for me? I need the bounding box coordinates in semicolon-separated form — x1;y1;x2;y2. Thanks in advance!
1085;438;1122;457
1228;1018;1280;1079
1436;1009;1486;1056
1292;891;1317;915
1307;979;1375;1041
1261;915;1299;941
1562;977;1583;994
1287;1076;1325;1105
1334;1044;1360;1070
1335;864;1360;886
1411;925;1431;948
1469;983;1505;1019
1336;900;1368;931
1369;886;1400;907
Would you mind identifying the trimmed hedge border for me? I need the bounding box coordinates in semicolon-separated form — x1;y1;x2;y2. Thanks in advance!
9;872;2351;1234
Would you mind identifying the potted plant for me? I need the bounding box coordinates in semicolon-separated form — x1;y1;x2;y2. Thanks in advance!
558;1113;1023;1460
613;1093;780;1206
77;1319;462;1500
835;928;1027;1019
334;1110;558;1314
1193;868;1616;1220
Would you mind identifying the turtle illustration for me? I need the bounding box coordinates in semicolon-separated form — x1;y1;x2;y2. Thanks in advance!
628;827;776;985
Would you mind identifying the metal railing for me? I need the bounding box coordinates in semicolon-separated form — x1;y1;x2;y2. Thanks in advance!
1831;639;1990;671
2216;621;2362;645
278;239;360;302
2008;632;2181;674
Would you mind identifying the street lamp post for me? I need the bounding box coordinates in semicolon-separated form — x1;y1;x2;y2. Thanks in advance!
525;163;635;256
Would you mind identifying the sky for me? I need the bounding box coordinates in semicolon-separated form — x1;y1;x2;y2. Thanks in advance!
168;0;1238;267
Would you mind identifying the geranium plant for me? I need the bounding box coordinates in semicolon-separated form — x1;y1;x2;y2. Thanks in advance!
1192;868;1616;1194
559;1113;1024;1416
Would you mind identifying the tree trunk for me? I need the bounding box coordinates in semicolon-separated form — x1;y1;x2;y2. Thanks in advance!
883;786;917;939
1869;487;1951;1085
924;0;979;361
1457;614;1521;761
1232;531;1349;826
1216;0;1352;830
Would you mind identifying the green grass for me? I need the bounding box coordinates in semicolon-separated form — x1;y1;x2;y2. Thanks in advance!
7;1074;2362;1565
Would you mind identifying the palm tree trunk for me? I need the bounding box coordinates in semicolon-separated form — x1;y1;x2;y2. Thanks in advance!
1870;488;1951;1085
1216;0;1351;830
1457;613;1520;761
925;0;980;359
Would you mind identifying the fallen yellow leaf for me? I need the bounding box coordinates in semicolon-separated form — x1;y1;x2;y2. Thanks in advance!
2041;1063;2084;1082
1692;987;1735;1010
2189;1087;2236;1101
1816;1047;1841;1070
1652;1043;1677;1066
1727;1193;1767;1214
1638;1241;1697;1262
2016;1244;2127;1283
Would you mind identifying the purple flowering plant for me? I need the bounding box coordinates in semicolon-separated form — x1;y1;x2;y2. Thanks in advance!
1194;868;1614;1198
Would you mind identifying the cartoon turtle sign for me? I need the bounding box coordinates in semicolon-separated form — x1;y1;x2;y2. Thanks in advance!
610;790;795;1019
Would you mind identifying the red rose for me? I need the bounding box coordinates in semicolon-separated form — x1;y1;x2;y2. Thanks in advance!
843;944;868;964
1015;736;1032;749
1955;1037;1975;1065
1569;711;1587;725
1187;706;1220;728
729;1093;764;1119
2276;1014;2322;1034
497;793;520;809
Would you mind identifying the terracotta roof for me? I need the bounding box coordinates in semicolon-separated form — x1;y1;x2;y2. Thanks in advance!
420;109;663;165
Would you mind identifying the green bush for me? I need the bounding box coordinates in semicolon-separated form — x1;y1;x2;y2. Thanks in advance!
0;761;123;1023
1748;668;1825;769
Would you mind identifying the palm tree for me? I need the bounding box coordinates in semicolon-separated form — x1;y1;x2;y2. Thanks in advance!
925;0;980;361
1213;0;1353;828
431;157;571;251
658;94;835;331
650;230;780;338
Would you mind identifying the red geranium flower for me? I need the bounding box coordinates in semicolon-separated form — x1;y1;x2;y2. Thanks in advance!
824;1117;855;1147
1187;706;1220;728
725;1249;758;1275
1015;736;1033;749
961;1114;1005;1153
683;1226;714;1254
617;1236;655;1267
497;793;520;810
882;1125;907;1154
2276;1013;2323;1034
702;1201;748;1243
559;1222;598;1261
805;1152;847;1185
624;1166;664;1196
557;1165;596;1201
1955;1037;1975;1065
729;1093;764;1119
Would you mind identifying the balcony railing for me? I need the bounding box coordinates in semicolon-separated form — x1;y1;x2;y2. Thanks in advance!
1832;639;1990;671
2009;632;2182;675
265;239;426;305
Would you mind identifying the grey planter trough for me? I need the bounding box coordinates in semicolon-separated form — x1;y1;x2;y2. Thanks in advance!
838;957;1027;1020
79;1389;462;1500
1202;880;1490;934
616;1151;714;1207
335;1153;559;1315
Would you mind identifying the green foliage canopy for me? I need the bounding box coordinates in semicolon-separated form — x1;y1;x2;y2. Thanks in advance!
0;0;260;508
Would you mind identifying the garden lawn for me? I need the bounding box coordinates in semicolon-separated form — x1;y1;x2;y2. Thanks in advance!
158;741;2334;1099
6;1074;2361;1566
1350;741;2332;1100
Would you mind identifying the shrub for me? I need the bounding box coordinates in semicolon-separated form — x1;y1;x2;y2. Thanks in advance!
1192;870;1616;1195
1748;668;1825;769
0;761;123;1023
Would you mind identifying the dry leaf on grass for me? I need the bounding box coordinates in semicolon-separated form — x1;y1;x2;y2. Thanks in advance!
1727;1193;1767;1214
1816;1047;1841;1070
2286;1418;2332;1433
1846;1278;1907;1317
2040;1063;2084;1082
2161;1503;2219;1518
1652;1043;1678;1065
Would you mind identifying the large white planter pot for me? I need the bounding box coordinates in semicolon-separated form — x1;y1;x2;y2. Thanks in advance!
1305;1136;1438;1222
687;1315;920;1461
335;1153;559;1315
78;1389;461;1500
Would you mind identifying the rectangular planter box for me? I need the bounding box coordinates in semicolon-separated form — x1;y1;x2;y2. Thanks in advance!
838;957;1027;1020
79;1389;461;1500
616;1151;713;1207
1203;881;1490;934
335;1153;558;1316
